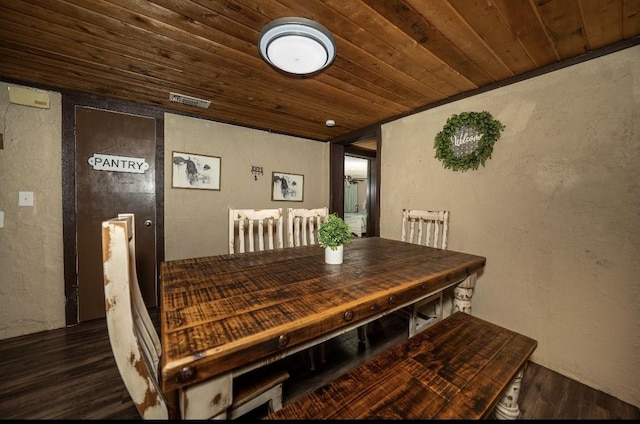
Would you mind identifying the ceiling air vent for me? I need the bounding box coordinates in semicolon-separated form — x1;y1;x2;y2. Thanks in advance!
169;92;211;109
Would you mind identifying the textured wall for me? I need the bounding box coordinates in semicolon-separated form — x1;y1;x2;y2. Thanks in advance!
379;45;640;407
0;83;65;339
164;113;329;260
0;97;328;340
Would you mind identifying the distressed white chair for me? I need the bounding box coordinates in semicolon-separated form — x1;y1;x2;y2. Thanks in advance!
287;207;328;248
356;209;451;343
229;208;284;254
286;207;329;370
401;209;449;249
102;214;288;419
401;209;450;336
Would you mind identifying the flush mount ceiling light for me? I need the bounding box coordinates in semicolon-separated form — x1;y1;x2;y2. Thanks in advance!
259;17;336;76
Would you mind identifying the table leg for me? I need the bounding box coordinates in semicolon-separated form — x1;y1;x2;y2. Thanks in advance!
494;367;524;419
357;326;367;343
452;273;476;314
181;372;233;419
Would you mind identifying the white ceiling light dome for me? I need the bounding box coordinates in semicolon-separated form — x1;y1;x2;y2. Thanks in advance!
259;17;336;76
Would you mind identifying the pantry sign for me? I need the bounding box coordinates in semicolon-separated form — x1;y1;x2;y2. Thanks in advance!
88;153;150;174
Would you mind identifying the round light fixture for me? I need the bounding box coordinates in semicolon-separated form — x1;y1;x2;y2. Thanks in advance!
259;17;336;76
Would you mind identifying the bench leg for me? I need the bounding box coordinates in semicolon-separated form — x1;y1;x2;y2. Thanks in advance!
494;367;524;420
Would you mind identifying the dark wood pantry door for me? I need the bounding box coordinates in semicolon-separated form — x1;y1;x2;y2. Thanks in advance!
75;106;157;322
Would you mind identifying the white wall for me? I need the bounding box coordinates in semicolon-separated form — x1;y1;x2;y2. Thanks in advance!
379;45;640;407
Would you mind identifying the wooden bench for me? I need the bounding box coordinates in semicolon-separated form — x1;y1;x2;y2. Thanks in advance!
267;312;537;420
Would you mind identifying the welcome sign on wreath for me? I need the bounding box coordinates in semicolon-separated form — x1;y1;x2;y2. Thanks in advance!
434;111;505;172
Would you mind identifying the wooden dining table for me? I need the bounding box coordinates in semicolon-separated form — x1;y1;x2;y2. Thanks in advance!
159;237;486;418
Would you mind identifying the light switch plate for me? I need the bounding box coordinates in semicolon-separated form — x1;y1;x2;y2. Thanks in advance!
0;211;4;228
19;191;34;206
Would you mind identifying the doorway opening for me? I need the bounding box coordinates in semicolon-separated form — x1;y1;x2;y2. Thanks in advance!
329;129;379;237
344;155;369;238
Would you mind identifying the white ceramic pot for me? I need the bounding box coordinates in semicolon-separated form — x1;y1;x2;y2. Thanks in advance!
324;245;344;264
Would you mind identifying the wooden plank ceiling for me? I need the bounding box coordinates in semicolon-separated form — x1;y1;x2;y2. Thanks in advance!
1;0;639;142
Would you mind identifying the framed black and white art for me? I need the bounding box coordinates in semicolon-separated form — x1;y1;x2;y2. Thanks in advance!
272;172;304;202
172;151;221;190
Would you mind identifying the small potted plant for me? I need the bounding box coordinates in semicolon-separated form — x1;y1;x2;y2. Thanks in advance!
318;213;353;264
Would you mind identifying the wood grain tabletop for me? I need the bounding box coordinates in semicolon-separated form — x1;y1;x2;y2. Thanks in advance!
160;237;486;392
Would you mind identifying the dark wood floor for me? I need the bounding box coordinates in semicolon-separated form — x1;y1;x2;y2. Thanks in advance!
1;309;638;420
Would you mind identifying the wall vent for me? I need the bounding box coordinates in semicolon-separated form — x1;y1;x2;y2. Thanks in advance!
169;92;211;109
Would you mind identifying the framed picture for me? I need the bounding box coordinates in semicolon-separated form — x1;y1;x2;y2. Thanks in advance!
272;172;304;202
172;151;221;190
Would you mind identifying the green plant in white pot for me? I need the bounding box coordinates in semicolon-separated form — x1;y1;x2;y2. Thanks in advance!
318;213;353;264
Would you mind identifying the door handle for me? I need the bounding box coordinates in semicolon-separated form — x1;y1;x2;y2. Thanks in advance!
144;219;152;227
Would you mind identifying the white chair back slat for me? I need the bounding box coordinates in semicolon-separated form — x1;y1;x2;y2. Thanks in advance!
239;217;247;253
102;216;168;419
287;207;329;248
229;208;284;254
401;209;449;249
116;214;162;370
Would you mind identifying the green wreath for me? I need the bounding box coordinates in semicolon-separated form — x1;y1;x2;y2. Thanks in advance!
434;111;505;172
